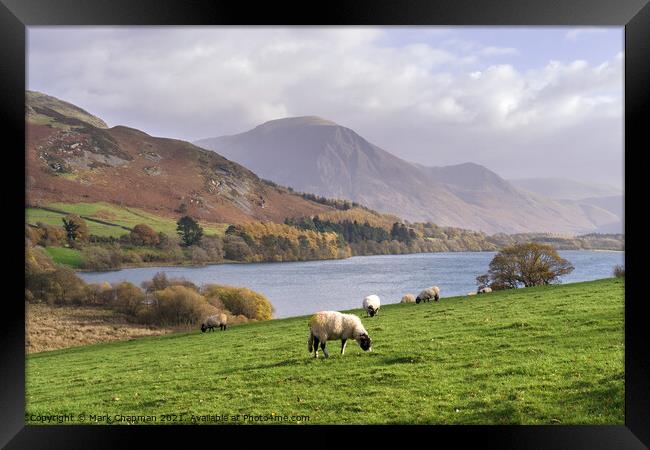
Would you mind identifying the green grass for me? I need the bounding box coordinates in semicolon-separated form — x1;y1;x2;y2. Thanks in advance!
27;208;128;238
27;202;228;238
43;247;83;268
26;278;624;425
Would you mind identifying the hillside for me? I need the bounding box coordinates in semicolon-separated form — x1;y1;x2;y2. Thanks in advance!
26;278;624;425
26;92;335;225
510;177;623;233
509;177;621;201
195;117;619;235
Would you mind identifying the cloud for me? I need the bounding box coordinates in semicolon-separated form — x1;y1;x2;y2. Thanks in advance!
27;27;623;186
480;46;519;56
565;28;608;41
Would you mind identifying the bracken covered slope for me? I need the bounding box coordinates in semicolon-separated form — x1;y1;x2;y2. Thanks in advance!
26;92;334;224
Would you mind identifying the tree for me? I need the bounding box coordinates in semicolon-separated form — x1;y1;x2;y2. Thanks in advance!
203;284;274;321
152;285;213;326
130;223;160;246
176;216;203;246
478;242;574;290
223;235;253;261
62;215;89;244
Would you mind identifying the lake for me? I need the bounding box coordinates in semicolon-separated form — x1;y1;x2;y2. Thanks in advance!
78;251;624;319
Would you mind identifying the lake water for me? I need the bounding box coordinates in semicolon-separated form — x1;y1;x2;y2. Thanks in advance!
78;251;624;319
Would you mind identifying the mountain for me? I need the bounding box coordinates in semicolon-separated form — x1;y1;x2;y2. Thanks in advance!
509;177;621;201
26;93;335;224
27;91;109;129
510;177;623;233
195;117;620;234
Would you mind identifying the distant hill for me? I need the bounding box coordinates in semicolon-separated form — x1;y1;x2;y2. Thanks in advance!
195;117;620;235
26;92;335;224
510;178;623;233
509;177;621;201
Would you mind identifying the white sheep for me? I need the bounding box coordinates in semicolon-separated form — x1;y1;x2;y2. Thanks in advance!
401;293;416;303
307;311;372;358
477;287;492;294
362;294;381;317
201;312;228;332
467;291;477;296
416;286;440;304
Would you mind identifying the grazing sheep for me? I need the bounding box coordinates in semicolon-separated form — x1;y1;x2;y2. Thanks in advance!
416;286;440;304
401;293;416;303
363;294;381;317
307;311;372;358
201;312;228;332
477;287;492;294
467;291;477;296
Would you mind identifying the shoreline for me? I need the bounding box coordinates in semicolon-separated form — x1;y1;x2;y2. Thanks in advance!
75;247;624;273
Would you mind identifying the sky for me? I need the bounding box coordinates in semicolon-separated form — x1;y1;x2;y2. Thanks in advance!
27;26;624;188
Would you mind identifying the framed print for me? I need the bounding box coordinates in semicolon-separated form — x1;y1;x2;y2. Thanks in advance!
2;0;648;447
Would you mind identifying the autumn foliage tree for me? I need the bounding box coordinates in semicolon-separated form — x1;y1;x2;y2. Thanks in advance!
130;223;160;246
203;284;274;321
477;242;574;290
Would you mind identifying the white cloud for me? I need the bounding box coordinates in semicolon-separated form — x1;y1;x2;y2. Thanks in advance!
27;27;623;186
565;28;608;41
480;46;519;56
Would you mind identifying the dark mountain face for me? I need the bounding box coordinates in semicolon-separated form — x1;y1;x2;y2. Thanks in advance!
195;117;620;234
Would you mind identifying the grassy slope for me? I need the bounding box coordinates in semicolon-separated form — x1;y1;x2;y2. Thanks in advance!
26;202;228;238
26;278;624;425
44;247;83;269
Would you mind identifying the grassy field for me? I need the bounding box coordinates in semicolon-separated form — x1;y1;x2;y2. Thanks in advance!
27;202;229;238
25;278;624;425
27;207;127;238
44;247;83;268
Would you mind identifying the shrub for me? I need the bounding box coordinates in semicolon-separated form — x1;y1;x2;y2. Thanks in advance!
26;266;86;305
39;223;67;246
85;282;114;306
198;235;224;261
613;264;625;278
130;224;160;246
80;246;122;270
26;226;43;245
113;281;145;315
150;285;215;326
188;246;209;263
26;244;57;275
157;232;172;249
141;272;169;293
168;277;199;291
203;284;274;321
29;223;66;247
223;235;253;261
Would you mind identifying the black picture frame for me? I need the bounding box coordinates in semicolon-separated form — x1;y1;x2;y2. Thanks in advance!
2;0;648;447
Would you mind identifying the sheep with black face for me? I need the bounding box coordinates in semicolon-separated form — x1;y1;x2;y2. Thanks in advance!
416;286;440;303
201;312;228;332
362;294;381;317
307;311;372;358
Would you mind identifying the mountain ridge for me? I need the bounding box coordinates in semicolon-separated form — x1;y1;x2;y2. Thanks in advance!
26;92;337;225
195;117;621;234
